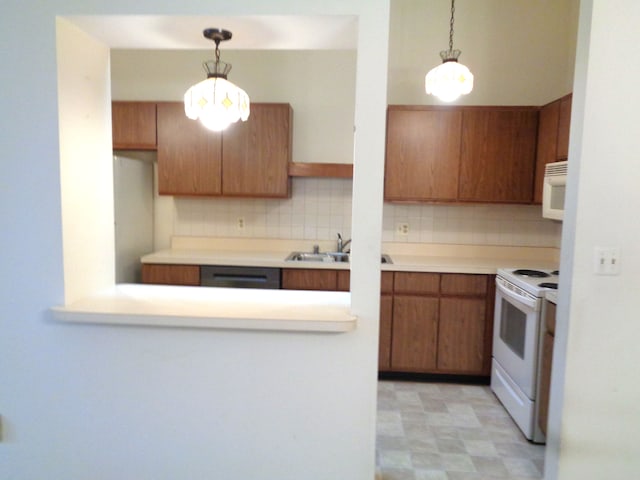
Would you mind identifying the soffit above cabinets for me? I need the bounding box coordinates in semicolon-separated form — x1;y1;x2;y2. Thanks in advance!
65;15;358;50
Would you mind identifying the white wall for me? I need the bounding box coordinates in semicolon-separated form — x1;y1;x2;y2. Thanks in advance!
57;18;115;303
0;2;388;480
545;0;640;478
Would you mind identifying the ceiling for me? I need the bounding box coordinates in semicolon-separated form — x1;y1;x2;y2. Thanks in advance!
67;15;359;50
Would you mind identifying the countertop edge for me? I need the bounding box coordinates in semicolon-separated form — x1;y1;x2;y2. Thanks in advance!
51;284;357;333
141;249;559;274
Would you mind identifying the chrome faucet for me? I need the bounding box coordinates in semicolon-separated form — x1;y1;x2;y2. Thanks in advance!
336;233;351;253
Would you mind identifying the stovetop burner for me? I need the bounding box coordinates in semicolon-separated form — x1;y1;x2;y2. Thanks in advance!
512;269;550;278
498;267;559;297
551;270;559;275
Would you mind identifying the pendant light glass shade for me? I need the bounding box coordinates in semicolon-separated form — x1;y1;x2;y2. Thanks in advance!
425;57;474;102
184;76;250;132
425;0;473;102
184;28;250;131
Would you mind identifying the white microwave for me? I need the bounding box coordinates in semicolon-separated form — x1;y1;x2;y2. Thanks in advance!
542;161;568;220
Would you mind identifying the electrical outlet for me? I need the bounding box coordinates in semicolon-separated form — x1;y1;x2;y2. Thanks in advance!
237;217;245;230
594;247;621;275
396;223;409;236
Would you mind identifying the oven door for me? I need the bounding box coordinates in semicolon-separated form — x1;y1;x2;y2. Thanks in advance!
492;277;542;399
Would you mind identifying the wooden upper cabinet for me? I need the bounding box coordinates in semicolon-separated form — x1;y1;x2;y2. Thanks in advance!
156;102;222;196
534;100;560;203
222;103;292;198
459;107;539;203
155;102;291;197
556;94;572;160
533;93;572;203
112;101;157;150
385;107;462;202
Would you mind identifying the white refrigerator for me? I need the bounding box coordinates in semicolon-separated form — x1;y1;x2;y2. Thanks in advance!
113;154;155;283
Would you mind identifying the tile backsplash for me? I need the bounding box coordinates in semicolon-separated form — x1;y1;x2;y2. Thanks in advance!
173;178;561;248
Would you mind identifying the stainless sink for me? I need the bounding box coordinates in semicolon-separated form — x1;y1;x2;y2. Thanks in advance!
285;252;393;264
285;252;350;263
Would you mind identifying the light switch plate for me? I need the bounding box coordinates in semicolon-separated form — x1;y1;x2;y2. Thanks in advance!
594;247;621;275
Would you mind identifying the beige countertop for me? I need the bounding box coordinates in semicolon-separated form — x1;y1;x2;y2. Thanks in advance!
53;284;355;333
142;236;560;274
55;237;558;333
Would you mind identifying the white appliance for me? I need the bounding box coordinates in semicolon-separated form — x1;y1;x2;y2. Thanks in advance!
491;268;559;443
542;161;567;220
113;154;155;283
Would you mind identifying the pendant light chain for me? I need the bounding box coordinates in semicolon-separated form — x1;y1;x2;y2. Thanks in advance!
214;39;221;64
425;0;474;102
448;0;455;53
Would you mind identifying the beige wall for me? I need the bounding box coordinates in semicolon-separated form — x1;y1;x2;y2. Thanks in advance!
112;0;574;248
112;49;357;165
111;0;580;169
388;0;579;105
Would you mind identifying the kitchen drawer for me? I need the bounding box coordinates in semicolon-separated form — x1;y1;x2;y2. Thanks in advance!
393;272;439;295
381;271;394;294
441;274;488;296
141;264;200;286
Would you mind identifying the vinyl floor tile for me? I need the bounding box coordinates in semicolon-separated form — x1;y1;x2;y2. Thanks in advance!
377;380;544;480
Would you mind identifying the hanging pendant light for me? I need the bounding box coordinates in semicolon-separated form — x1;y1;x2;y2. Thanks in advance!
425;0;474;102
184;28;250;131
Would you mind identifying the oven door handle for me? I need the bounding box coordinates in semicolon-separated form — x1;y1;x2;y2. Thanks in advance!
496;281;538;311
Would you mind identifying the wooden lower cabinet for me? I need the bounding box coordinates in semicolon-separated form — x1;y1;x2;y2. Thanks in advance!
437;298;487;373
281;268;342;291
141;264;200;286
391;296;439;371
538;300;557;435
386;272;492;377
281;268;351;291
379;295;393;371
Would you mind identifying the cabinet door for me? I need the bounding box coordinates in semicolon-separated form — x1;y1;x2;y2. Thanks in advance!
222;103;292;198
385;107;462;201
281;269;337;291
556;94;572;160
378;295;393;371
337;270;350;291
112;102;157;150
459;108;538;203
141;264;200;286
533;100;560;204
156;102;222;195
391;296;439;371
537;331;554;435
437;298;486;373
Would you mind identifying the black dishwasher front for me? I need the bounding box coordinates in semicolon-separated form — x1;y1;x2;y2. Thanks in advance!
200;265;281;289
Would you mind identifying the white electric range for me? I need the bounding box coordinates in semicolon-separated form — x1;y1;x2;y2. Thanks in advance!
491;267;558;443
